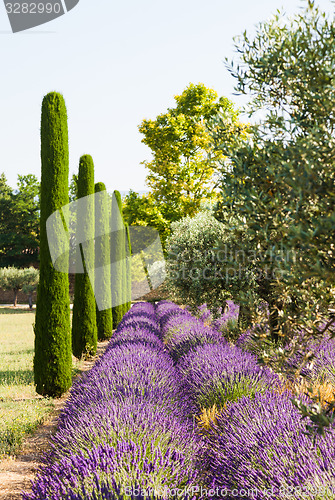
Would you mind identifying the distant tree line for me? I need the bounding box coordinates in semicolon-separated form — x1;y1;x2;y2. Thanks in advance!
0;173;40;268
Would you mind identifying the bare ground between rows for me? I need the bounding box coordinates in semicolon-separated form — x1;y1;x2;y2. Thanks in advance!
0;339;111;500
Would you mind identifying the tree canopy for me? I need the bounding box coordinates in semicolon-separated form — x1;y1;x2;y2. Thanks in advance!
128;83;248;245
213;0;335;340
0;173;40;268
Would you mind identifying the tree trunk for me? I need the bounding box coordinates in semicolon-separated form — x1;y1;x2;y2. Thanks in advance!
238;303;253;330
28;293;33;310
268;301;280;344
13;289;18;307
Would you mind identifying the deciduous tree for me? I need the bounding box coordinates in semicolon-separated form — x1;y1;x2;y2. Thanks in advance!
133;83;247;245
0;173;39;268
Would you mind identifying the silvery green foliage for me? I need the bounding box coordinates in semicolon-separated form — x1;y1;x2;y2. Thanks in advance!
165;209;256;313
165;209;228;312
147;260;166;289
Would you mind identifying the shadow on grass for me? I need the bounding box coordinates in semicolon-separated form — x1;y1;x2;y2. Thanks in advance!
0;369;34;385
2;348;34;356
0;307;35;315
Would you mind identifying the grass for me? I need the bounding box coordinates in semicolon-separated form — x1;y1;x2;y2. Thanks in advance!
0;307;84;458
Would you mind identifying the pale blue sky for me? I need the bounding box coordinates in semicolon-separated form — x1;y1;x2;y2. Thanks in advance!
1;0;334;193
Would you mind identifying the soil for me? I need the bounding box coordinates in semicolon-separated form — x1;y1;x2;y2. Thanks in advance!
0;339;110;500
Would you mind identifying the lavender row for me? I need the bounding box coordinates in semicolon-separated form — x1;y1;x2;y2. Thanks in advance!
160;301;335;497
236;321;335;386
156;301;226;362
198;300;239;333
157;301;280;410
199;300;335;387
203;390;335;498
23;302;201;500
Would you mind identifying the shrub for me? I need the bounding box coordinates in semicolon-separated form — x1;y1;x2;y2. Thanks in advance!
198;300;240;342
156;301;225;361
165;209;257;326
165;210;229;313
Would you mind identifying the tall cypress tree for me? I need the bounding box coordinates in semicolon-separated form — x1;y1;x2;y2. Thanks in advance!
72;155;97;358
34;92;72;397
121;200;128;316
125;222;132;312
94;182;113;339
111;190;125;327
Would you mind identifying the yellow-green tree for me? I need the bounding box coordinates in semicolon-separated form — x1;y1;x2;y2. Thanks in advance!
127;83;247;246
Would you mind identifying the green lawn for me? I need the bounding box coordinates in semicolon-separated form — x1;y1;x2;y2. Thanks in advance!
0;307;82;458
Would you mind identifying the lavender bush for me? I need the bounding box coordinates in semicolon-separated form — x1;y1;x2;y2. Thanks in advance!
202;390;335;499
178;342;281;410
156;301;226;361
65;474;195;500
197;300;241;342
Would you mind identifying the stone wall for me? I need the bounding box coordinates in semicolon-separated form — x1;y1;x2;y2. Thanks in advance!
0;274;75;305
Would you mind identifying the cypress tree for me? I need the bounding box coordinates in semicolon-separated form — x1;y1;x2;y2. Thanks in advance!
121;206;128;316
34;92;72;397
94;182;113;339
72;155;97;358
125;222;132;312
110;190;125;327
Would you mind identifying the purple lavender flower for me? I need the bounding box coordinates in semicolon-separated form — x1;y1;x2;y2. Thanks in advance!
202;390;335;498
211;300;239;333
156;302;226;361
197;303;213;323
178;342;281;410
23;439;199;500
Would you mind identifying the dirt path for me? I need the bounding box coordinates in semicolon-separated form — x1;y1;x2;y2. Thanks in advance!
0;340;110;500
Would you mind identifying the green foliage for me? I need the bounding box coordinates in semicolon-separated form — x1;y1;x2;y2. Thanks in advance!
133;83;247;246
0;173;40;268
213;0;335;341
111;190;126;327
212;0;335;437
123;190;170;248
69;173;78;202
72;155;97;358
125;223;132;311
94;182;113;340
0;266;38;306
34;91;72;397
165;209;257;318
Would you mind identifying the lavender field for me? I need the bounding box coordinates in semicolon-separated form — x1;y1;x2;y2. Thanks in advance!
23;301;335;500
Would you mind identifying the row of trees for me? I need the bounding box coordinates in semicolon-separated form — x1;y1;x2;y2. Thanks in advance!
0;83;242;267
34;92;131;398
